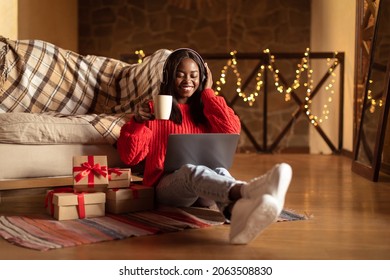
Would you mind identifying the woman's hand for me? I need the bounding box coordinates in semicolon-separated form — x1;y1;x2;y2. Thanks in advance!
133;99;155;123
204;62;213;89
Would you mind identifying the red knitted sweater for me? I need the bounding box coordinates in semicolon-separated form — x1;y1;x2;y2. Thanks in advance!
117;88;241;187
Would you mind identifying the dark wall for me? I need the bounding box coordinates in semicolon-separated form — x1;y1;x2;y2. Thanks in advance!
79;0;310;58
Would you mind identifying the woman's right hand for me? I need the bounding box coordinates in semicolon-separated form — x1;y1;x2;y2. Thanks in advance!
204;62;213;89
133;99;155;123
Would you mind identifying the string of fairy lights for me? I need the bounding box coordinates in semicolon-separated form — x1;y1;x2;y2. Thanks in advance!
134;48;351;126
367;79;383;113
214;50;264;107
134;50;145;63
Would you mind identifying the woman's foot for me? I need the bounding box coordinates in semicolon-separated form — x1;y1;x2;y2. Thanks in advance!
229;163;292;244
229;195;279;244
241;163;292;209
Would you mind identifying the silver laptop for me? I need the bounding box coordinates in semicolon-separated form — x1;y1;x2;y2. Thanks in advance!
164;133;240;173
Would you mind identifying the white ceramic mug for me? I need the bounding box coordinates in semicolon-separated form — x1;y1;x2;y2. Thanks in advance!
153;95;172;120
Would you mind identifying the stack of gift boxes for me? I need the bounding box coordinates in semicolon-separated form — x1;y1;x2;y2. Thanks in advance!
46;155;154;220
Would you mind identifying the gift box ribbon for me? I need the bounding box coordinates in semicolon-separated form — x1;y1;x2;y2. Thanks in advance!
73;155;108;186
45;187;74;216
77;193;86;219
45;189;87;219
108;168;123;180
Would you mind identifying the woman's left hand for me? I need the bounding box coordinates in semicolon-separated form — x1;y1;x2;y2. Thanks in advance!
204;63;213;89
133;99;154;123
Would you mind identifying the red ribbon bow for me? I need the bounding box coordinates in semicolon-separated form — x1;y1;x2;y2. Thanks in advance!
108;168;123;180
73;156;108;186
108;168;123;176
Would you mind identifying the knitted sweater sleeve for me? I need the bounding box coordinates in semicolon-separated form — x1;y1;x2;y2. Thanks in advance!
116;119;152;166
202;88;241;134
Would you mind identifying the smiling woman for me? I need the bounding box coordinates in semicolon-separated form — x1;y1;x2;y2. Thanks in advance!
174;58;202;103
159;48;209;125
117;48;293;245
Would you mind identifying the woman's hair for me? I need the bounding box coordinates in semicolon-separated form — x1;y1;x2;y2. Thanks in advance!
160;48;207;125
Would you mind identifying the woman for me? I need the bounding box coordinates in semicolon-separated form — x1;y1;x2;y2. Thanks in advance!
117;48;292;244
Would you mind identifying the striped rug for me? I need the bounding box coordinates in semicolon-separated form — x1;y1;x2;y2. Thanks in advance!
0;207;307;251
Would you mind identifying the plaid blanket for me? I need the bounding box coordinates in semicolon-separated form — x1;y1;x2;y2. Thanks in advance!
0;36;170;144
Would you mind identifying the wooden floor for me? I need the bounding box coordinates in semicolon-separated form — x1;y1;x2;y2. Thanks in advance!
0;153;389;260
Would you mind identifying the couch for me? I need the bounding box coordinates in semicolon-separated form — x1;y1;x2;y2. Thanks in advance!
0;36;170;190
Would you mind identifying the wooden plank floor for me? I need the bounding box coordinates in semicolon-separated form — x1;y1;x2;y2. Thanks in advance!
0;154;389;260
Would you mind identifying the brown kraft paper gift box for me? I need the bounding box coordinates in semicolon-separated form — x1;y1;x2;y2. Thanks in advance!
45;187;74;216
106;184;154;214
49;192;106;221
73;155;109;193
108;168;132;189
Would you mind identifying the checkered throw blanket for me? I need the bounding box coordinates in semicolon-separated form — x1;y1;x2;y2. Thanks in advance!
0;36;170;144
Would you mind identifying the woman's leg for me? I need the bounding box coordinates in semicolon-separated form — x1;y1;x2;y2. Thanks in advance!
192;167;243;208
156;162;293;245
156;164;244;211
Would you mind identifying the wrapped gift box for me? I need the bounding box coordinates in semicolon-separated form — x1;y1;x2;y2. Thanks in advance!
108;168;131;189
73;155;109;193
106;184;154;214
48;192;106;221
45;187;74;216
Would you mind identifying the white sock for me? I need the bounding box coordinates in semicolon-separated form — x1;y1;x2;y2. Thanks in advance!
241;163;292;209
229;195;279;245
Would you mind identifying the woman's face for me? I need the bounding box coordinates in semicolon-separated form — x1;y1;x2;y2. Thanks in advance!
174;58;200;104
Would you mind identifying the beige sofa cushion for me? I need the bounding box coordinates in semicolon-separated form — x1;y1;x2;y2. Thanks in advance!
0;113;107;144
